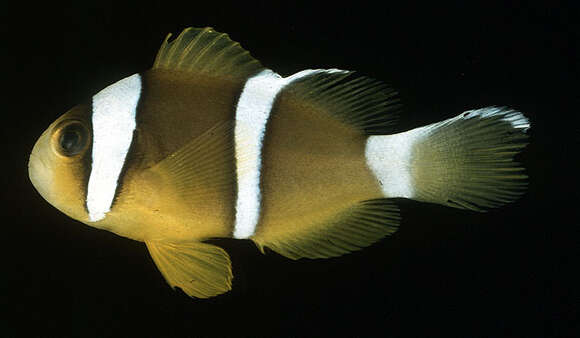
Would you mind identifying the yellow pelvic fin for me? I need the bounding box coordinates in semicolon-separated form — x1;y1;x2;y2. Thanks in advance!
146;240;233;298
282;70;402;135
153;27;264;80
253;199;400;260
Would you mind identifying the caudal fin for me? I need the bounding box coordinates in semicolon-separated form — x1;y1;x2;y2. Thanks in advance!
365;107;530;211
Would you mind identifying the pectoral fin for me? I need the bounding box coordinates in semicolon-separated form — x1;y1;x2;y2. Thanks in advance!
146;121;237;202
146;241;233;298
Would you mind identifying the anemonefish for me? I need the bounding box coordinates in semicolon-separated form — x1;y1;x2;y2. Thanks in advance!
28;27;530;298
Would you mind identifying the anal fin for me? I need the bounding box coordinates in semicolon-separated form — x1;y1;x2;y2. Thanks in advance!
253;199;400;260
146;241;233;298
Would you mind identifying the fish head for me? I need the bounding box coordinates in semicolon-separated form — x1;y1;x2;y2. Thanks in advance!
29;104;93;223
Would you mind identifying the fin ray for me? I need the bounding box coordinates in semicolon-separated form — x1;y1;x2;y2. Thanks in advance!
253;199;400;260
282;71;402;134
153;27;264;80
146;121;236;202
146;241;233;298
409;107;530;211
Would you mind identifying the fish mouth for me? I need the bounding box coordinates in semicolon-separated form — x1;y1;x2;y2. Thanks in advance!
28;150;52;203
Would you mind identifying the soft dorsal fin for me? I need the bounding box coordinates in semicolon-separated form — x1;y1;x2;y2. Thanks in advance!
146;240;233;298
282;70;402;135
253;199;400;260
153;27;264;80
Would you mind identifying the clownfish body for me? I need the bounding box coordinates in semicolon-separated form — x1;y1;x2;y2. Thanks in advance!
28;27;530;298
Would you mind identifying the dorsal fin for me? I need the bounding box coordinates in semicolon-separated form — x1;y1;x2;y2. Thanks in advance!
282;70;402;135
153;27;264;80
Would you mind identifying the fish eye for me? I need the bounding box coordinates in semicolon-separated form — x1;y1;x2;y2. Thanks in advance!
52;120;89;157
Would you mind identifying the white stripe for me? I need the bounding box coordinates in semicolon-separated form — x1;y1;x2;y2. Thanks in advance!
233;69;347;239
463;107;530;131
365;127;430;199
87;73;141;222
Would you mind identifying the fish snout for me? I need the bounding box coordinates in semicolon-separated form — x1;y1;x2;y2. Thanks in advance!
28;137;54;203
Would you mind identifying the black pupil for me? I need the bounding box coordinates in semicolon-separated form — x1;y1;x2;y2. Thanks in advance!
61;131;79;150
59;124;85;155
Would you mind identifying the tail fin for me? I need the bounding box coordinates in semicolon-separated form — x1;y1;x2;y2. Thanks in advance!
365;107;530;211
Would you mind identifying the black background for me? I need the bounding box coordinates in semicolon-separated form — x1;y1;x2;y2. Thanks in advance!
1;1;577;337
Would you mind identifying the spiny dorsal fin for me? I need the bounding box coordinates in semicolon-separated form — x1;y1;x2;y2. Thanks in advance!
282;70;402;135
153;27;264;80
146;241;233;298
253;199;400;260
